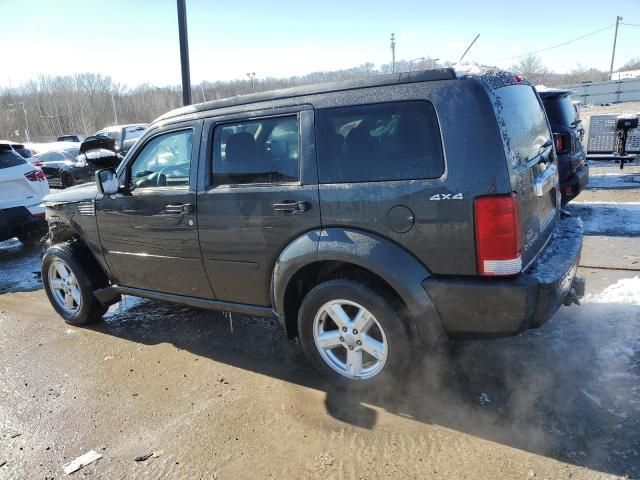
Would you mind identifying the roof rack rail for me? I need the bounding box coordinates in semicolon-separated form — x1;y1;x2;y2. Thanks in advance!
156;68;457;123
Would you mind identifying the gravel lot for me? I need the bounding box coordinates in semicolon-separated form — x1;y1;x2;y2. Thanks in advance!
1;160;639;479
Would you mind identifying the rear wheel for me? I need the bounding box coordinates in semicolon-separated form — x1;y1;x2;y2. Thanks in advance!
298;279;410;389
42;244;108;325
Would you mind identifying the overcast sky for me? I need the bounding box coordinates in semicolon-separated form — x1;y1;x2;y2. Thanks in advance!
2;0;639;88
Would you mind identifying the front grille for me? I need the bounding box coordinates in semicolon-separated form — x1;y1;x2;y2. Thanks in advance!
77;201;95;216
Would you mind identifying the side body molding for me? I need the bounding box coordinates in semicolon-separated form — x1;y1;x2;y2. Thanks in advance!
272;228;445;346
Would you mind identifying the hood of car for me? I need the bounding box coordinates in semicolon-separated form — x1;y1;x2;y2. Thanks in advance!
43;182;97;206
80;136;116;155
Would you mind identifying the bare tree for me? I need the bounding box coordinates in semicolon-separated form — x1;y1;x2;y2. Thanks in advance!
511;54;545;83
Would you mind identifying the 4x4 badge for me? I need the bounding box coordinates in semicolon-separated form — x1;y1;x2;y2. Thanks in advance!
430;193;464;200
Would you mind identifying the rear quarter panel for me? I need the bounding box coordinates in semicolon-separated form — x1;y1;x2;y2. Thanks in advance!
312;79;511;276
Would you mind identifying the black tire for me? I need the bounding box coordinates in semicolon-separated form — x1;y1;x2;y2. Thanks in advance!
61;172;74;189
41;243;108;325
297;278;410;390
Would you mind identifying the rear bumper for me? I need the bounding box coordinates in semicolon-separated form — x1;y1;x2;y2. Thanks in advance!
560;163;589;203
423;216;584;339
0;206;47;241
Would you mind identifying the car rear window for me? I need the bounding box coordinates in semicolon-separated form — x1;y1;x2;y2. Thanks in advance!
316;101;444;183
0;148;27;169
541;95;577;127
14;146;32;158
493;85;552;167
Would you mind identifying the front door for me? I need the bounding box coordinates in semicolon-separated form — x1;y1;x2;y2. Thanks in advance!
197;109;320;306
96;122;213;298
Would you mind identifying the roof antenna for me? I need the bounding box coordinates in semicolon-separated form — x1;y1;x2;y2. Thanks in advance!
459;34;480;63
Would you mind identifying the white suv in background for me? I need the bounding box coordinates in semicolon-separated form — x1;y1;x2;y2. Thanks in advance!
0;143;49;246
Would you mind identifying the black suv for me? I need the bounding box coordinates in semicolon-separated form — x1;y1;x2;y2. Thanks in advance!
536;87;588;205
41;69;584;388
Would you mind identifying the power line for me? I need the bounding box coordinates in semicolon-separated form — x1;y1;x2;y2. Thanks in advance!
493;24;614;62
621;22;640;27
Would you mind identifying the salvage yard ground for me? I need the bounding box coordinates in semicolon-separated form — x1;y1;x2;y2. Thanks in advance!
1;162;639;478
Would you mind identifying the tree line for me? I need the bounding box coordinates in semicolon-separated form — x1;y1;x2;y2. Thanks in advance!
1;55;638;143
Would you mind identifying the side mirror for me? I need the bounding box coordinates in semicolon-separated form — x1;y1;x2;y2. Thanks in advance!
96;168;119;195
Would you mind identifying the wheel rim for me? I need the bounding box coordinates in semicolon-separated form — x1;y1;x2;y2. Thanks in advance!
48;259;81;314
313;299;388;380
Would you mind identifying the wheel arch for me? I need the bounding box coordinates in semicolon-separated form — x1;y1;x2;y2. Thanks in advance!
272;228;446;346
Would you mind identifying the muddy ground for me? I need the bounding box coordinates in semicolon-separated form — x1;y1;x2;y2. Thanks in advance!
1;160;639;479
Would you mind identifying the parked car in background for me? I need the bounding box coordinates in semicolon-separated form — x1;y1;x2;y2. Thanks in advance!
57;134;84;143
39;147;81;188
25;141;79;157
536;86;588;205
0;143;49;246
39;136;122;188
94;123;148;156
2;140;34;159
42;68;584;389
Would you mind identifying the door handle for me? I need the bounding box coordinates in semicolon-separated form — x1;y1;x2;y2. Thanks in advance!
165;203;195;214
273;200;308;213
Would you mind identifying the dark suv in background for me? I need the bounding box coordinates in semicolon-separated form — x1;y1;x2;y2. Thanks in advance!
536;87;588;205
41;68;584;389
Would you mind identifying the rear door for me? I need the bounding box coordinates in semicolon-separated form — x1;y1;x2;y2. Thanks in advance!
196;107;320;306
492;84;559;267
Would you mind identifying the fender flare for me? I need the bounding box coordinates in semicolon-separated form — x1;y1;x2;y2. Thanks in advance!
272;228;445;345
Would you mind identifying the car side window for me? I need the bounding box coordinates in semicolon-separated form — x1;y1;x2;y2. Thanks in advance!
129;129;193;189
316;101;444;183
211;115;299;185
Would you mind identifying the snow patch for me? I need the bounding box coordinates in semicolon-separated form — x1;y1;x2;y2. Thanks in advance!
585;276;640;305
566;203;640;235
587;173;640;190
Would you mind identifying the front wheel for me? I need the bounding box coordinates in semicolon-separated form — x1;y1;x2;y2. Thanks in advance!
298;279;410;390
42;244;107;325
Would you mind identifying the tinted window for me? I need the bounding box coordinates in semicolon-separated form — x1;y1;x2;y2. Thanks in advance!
493;85;552;167
14;146;32;158
40;152;66;162
124;126;147;141
0;149;26;169
541;95;577;128
130;129;193;188
212;116;299;185
316;101;444;183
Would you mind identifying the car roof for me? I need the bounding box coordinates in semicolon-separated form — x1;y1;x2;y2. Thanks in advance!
154;66;525;125
535;85;574;98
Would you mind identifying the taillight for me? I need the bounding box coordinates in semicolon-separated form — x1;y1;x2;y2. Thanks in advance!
554;133;570;154
474;193;522;276
33;160;43;168
24;170;46;182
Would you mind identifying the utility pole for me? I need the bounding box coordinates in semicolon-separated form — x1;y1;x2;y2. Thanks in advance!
177;0;192;106
8;102;31;142
246;72;256;92
110;91;118;125
200;83;207;102
608;16;623;81
390;33;396;73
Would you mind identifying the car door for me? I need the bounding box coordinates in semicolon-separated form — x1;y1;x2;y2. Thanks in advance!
197;108;320;306
96;121;214;298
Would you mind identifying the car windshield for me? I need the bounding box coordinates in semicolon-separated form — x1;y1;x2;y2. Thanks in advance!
542;95;578;127
493;84;553;167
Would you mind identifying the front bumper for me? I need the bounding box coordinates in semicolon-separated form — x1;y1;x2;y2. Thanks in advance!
423;216;584;339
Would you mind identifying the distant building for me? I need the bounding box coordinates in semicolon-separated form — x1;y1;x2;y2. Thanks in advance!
613;70;640;81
